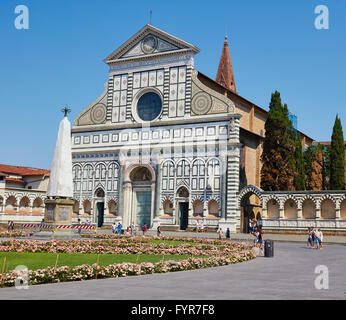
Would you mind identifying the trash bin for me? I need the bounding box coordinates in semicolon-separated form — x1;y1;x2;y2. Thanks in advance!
264;239;274;257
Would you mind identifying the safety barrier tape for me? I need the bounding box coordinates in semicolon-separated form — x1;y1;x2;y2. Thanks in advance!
21;224;96;230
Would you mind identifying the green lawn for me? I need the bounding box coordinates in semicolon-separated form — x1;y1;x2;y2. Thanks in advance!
0;252;202;272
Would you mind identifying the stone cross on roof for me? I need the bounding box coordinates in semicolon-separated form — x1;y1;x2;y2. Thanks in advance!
61;105;71;118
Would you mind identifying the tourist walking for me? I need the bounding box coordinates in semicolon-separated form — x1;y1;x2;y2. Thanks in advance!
157;225;161;237
256;228;263;251
217;227;223;240
258;217;263;229
77;218;82;235
117;222;123;235
314;228;321;249
112;222;117;234
195;220;199;233
130;222;135;236
307;227;313;248
249;219;254;234
142;223;147;236
226;227;231;240
319;229;324;249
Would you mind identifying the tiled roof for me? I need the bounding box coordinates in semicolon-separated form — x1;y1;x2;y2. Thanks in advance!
0;164;50;177
0;172;7;177
312;141;346;146
5;177;25;184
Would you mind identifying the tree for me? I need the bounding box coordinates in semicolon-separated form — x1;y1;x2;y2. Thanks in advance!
323;145;330;190
329;115;345;190
294;133;306;190
310;143;324;190
260;91;296;191
304;145;314;190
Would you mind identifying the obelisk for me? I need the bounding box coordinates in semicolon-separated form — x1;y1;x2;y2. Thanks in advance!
44;106;74;231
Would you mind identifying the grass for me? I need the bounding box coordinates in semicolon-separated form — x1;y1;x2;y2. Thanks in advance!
0;252;204;272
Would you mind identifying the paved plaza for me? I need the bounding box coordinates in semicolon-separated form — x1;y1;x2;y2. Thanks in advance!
0;240;345;300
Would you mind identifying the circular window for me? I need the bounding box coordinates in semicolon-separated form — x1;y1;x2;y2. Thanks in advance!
137;92;162;121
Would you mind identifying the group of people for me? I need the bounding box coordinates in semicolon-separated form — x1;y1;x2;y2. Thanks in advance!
307;227;324;249
249;219;264;252
112;221;149;236
195;219;208;232
112;222;123;235
217;227;231;240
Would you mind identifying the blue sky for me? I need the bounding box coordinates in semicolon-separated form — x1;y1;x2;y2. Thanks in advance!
0;0;345;169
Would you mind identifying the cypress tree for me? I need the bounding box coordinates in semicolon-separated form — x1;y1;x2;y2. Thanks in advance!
294;133;306;190
304;145;314;190
260;91;296;191
329;115;345;190
323;145;331;190
311;143;324;190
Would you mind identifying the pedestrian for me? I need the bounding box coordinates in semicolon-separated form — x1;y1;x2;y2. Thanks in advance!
112;222;117;234
217;227;223;240
142;223;147;236
195;220;199;233
258;217;263;229
314;228;321;250
249;219;253;234
7;221;11;232
118;222;122;235
130;221;135;236
77;218;82;235
10;221;14;231
319;229;324;249
226;227;231;240
157;225;161;237
307;227;313;248
256;228;263;252
311;227;315;247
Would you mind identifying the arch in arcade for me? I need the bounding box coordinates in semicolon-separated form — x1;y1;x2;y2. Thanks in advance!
5;196;17;214
320;198;336;219
32;197;44;215
238;186;263;233
19;196;30;215
284;198;298;220
340;199;346;220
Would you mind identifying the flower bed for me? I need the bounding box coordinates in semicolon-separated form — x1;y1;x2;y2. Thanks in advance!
0;237;254;287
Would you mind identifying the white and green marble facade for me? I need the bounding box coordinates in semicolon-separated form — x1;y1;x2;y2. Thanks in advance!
71;25;241;231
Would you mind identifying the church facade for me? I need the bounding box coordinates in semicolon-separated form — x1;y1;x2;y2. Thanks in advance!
71;25;242;231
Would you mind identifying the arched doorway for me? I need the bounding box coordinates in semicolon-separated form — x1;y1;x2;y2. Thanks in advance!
94;188;105;227
130;166;153;229
176;186;189;230
239;186;263;233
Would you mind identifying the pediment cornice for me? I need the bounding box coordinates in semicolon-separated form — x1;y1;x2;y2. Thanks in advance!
104;24;199;65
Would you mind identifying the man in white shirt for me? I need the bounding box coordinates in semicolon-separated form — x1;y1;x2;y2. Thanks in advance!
314;229;321;249
112;222;117;234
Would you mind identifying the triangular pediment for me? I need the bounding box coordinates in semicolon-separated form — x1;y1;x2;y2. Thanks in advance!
104;24;199;64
